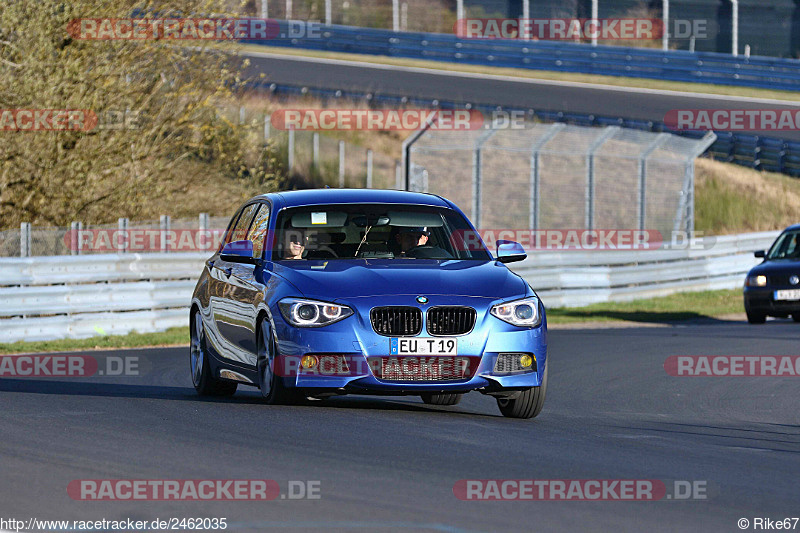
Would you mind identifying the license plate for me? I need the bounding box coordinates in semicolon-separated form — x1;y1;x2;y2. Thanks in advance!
390;338;457;356
380;356;469;381
775;289;800;301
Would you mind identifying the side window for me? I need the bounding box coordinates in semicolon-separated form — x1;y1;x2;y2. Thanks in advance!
247;203;271;259
226;203;259;246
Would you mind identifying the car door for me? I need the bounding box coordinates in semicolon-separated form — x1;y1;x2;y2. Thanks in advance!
209;202;260;365
220;201;274;366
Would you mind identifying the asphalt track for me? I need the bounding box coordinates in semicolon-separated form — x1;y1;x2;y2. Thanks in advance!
2;321;799;532
243;51;800;141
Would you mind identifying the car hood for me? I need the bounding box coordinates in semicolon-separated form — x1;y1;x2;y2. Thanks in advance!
271;259;527;300
749;259;800;277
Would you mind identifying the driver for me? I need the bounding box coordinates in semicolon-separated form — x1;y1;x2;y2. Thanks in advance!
396;226;429;256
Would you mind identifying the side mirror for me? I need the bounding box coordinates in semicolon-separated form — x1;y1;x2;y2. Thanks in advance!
220;240;258;264
754;250;766;258
496;240;527;264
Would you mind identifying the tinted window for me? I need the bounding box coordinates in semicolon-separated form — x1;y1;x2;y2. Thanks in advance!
247;203;271;259
272;204;490;261
767;230;800;260
224;203;259;247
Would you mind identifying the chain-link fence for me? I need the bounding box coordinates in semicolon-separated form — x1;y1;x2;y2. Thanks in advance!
406;122;716;240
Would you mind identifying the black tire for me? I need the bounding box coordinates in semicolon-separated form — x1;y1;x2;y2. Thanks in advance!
257;319;303;405
421;393;463;406
496;365;547;419
793;314;800;323
745;306;767;324
190;311;237;396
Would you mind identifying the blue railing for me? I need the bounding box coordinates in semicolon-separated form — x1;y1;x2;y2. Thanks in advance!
259;22;800;91
256;81;800;177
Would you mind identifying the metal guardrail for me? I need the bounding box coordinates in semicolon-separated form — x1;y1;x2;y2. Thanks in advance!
511;231;779;308
261;22;800;91
0;232;779;343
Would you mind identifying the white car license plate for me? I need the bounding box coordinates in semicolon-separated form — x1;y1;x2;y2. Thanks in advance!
775;289;800;301
390;338;457;356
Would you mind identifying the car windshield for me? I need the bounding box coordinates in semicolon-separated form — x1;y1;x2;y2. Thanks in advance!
272;204;490;261
767;230;800;260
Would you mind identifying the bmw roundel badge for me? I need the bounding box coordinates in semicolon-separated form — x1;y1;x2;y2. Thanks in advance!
416;296;429;304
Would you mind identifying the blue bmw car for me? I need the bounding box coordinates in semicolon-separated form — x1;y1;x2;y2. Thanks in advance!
189;189;547;418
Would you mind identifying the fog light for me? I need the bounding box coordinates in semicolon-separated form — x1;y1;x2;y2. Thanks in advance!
301;355;318;369
519;354;534;368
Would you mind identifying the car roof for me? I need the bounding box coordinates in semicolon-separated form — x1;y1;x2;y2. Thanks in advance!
254;188;452;209
785;223;800;232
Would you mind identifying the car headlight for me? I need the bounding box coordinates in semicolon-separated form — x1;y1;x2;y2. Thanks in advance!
745;275;767;287
491;296;541;327
278;298;353;327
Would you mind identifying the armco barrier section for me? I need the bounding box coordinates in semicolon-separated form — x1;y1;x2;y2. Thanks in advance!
260;82;800;177
260;22;800;91
0;232;778;343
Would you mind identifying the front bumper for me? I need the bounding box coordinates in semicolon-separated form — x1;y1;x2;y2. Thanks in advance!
271;296;547;394
744;286;800;315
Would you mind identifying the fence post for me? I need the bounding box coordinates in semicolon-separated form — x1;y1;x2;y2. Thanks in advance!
338;140;345;188
325;0;332;25
585;127;619;230
395;160;402;189
118;217;129;254
366;149;373;188
288;129;295;172
160;215;171;253
472;129;498;229
591;0;598;46
662;0;669;51
70;221;82;255
20;222;31;258
638;133;670;231
529;123;565;231
312;132;319;169
264;114;271;141
392;0;399;31
286;0;292;19
261;0;268;19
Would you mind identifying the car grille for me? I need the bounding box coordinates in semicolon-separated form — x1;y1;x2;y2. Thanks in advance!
770;274;800;286
494;353;537;374
427;307;477;335
370;307;423;336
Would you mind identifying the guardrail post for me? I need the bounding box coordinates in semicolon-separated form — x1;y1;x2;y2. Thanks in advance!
288;129;295;172
160;215;171;253
312;132;319;169
338;140;345;187
20;222;31;258
118;217;129;254
366;149;373;188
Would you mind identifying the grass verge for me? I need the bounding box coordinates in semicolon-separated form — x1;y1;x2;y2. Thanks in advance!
241;44;800;102
0;291;744;353
0;327;189;355
546;289;742;324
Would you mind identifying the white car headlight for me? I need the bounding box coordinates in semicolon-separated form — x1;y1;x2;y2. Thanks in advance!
491;296;541;327
279;298;353;327
745;275;767;287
